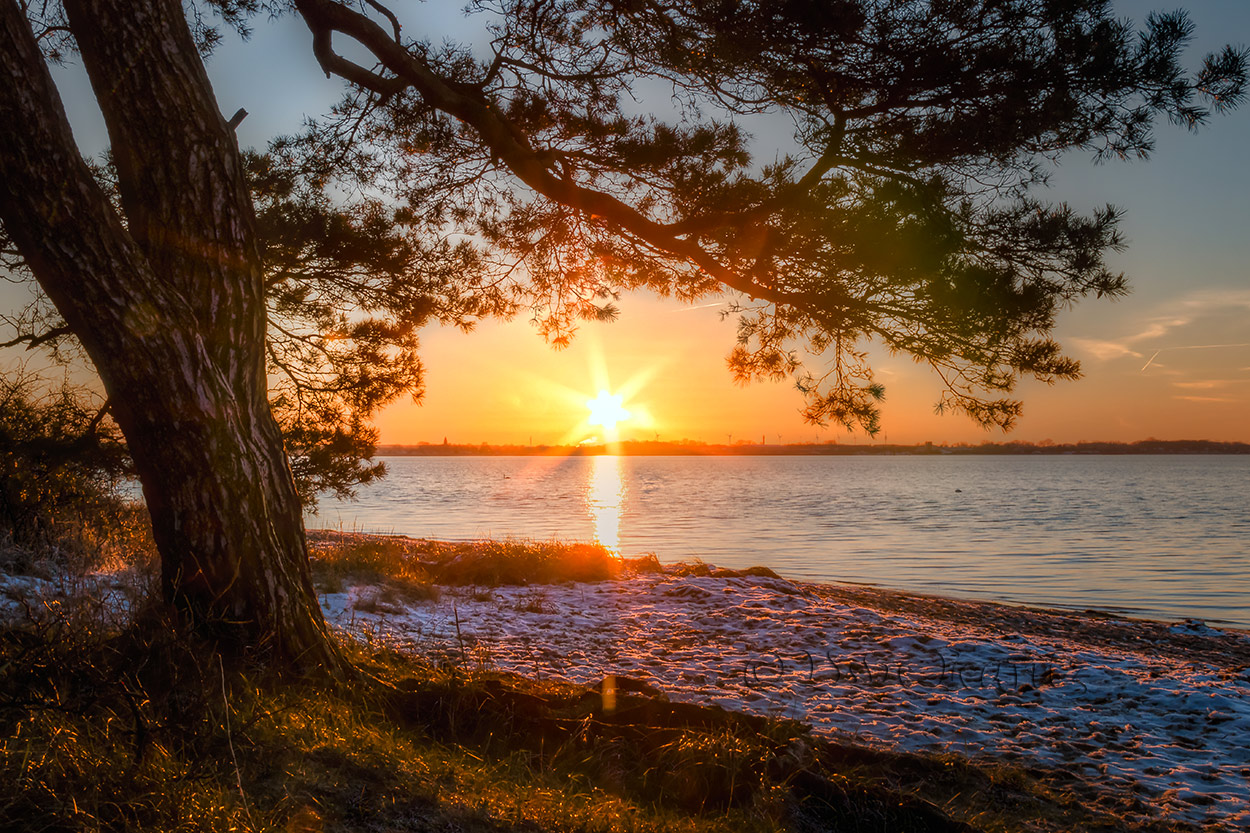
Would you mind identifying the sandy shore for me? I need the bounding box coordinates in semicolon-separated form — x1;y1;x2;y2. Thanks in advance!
309;530;1250;831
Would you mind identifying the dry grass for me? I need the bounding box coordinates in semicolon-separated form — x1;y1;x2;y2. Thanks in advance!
0;499;157;580
309;531;622;588
307;531;787;589
419;538;622;585
308;536;440;602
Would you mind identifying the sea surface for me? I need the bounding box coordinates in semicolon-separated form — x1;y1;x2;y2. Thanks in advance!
313;454;1250;627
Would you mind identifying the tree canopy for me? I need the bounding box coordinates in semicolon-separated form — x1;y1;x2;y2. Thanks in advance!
283;0;1246;433
0;0;1244;666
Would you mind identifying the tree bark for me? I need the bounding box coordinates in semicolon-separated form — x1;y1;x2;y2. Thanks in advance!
0;0;343;673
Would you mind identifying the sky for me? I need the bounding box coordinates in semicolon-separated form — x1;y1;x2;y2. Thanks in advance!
19;0;1250;446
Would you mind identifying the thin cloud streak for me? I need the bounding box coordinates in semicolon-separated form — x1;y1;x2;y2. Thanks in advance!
1160;342;1250;351
1171;379;1246;390
672;301;728;312
1071;338;1142;361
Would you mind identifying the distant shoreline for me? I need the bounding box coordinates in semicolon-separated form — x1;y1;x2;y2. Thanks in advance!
377;439;1250;457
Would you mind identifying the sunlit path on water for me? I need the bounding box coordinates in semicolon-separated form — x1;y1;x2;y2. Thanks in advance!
586;454;625;552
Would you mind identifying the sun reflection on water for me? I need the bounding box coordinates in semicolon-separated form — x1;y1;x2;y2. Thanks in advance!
587;455;625;552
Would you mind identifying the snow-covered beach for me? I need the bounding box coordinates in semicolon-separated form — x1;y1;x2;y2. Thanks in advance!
310;531;1250;831
3;531;1248;830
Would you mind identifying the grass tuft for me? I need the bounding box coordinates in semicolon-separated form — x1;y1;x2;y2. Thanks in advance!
309;531;622;588
309;537;439;601
1;500;157;580
422;538;621;585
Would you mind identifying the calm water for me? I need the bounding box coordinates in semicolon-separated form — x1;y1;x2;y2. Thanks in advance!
314;455;1250;627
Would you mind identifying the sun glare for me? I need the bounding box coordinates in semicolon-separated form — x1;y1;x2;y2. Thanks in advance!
586;390;631;431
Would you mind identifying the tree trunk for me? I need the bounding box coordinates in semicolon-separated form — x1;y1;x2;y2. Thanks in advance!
0;0;343;673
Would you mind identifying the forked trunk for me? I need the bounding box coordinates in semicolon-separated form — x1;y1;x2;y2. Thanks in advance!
0;0;343;672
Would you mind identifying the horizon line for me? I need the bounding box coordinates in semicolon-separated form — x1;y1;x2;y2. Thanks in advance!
374;438;1250;455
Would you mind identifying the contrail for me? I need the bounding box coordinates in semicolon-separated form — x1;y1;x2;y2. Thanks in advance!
1140;342;1250;371
1168;342;1250;350
673;301;728;312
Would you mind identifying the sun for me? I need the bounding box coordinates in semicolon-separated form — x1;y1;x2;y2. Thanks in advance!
586;390;631;432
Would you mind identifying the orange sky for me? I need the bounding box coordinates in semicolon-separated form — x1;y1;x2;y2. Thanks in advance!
375;285;1250;447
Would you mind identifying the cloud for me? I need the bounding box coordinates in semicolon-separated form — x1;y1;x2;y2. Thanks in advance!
1171;379;1247;390
1176;289;1250;311
1172;395;1240;403
1071;289;1250;369
1127;294;1250;345
1154;342;1250;352
1128;316;1194;343
1070;338;1142;361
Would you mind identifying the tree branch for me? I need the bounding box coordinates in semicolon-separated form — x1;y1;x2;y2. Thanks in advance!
292;0;794;306
79;397;112;440
363;0;400;42
0;324;72;350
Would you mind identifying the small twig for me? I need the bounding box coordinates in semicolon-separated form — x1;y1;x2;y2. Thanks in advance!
452;601;467;666
226;108;248;130
218;656;254;827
